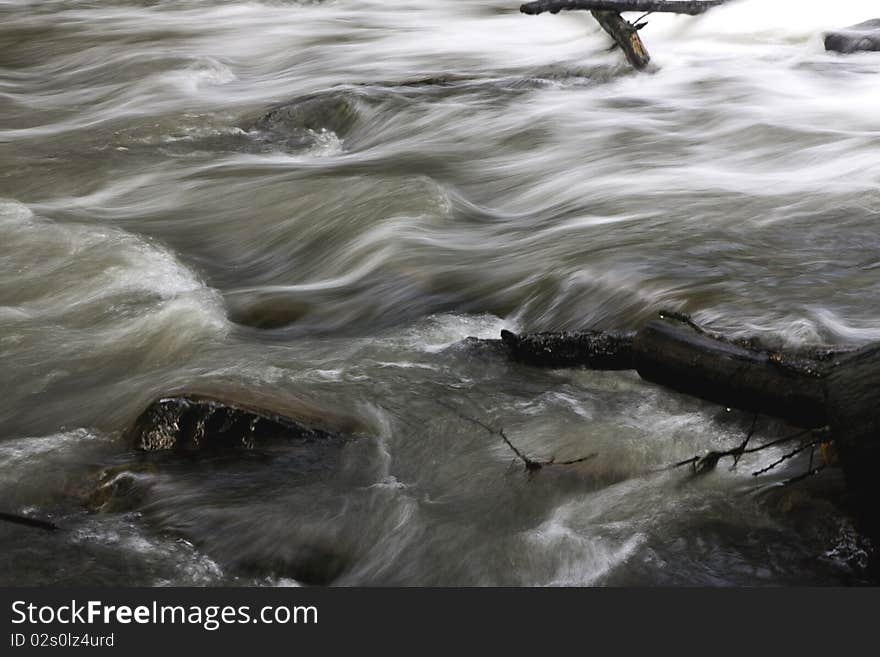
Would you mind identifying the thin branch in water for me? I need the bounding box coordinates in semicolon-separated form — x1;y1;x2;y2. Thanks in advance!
671;426;819;475
782;463;827;486
555;453;600;466
496;427;544;472
741;428;813;454
752;439;822;477
731;413;759;467
436;401;597;474
673;455;699;467
0;511;58;532
631;10;652;29
657;308;711;336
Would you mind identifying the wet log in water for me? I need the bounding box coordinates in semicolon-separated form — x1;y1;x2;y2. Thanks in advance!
632;319;836;428
825;344;880;536
499;316;850;424
500;318;847;427
520;1;729;15
496;315;880;536
520;0;731;70
501;328;636;369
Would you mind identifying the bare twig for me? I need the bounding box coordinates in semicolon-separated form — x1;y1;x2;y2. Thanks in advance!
657;308;711;335
436;401;597;474
752;439;823;477
740;428;813;454
782;463;827;486
672;426;819;475
731;413;759;467
631;10;652;29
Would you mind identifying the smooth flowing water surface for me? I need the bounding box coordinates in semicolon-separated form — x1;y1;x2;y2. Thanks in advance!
1;0;879;585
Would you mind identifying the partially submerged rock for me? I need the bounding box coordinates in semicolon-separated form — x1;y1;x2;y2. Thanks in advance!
225;291;313;330
248;91;363;150
128;394;347;452
233;544;350;585
825;19;880;54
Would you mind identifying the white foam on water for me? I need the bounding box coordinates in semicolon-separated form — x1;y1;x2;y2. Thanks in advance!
389;312;514;353
0;199;227;332
0;428;101;483
524;511;646;586
71;518;226;586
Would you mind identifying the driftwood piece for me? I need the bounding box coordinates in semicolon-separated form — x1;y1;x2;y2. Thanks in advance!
520;0;729;16
591;10;652;69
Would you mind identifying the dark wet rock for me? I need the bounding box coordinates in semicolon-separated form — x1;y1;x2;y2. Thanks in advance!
226;291;313;330
248;91;363;150
87;464;156;513
233;544;349;585
244;72;608;154
128;395;345;452
225;269;458;334
825;19;880;54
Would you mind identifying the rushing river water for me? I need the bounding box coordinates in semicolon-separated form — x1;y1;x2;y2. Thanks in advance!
2;0;879;586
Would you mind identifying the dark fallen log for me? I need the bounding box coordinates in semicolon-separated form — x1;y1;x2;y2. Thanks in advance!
498;319;842;426
128;395;349;452
489;315;880;540
498;315;851;386
824;19;880;54
632;318;836;428
461;310;880;554
496;315;856;430
520;0;729;15
500;328;636;369
825;344;880;536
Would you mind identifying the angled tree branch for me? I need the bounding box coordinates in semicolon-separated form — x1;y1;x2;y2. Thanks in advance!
437;401;597;474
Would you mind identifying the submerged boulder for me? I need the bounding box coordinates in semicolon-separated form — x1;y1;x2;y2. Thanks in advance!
825;19;880;54
248;91;363;150
233;543;350;585
128;394;347;452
